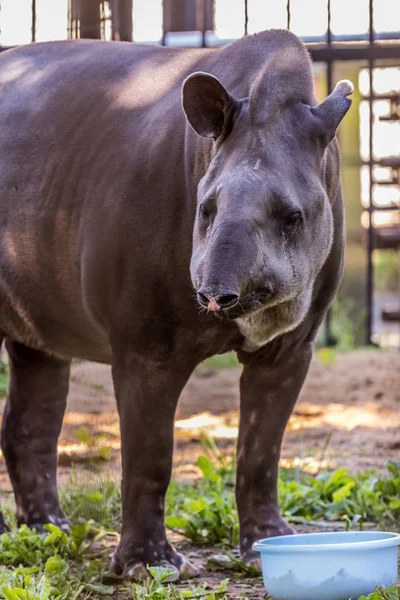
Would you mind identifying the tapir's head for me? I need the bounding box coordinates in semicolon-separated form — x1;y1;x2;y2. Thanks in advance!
182;37;352;330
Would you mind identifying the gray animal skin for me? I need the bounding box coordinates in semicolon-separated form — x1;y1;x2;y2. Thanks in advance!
0;30;352;579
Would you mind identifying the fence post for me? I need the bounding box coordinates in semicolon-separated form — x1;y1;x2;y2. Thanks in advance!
114;0;132;41
79;0;101;39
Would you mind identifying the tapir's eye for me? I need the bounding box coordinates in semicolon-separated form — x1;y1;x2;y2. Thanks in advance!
199;203;209;218
199;197;216;221
285;211;303;227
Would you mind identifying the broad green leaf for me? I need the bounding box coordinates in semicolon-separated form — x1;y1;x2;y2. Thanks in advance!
165;517;187;530
332;481;356;503
83;583;115;595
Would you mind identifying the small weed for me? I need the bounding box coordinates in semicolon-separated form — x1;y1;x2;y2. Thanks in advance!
71;427;112;463
359;586;400;600
166;439;237;546
343;514;364;531
61;474;121;531
73;426;108;450
131;566;229;599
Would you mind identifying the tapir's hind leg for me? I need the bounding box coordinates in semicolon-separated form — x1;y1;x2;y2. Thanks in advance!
1;340;70;530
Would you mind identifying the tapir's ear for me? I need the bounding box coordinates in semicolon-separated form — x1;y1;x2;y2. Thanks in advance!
309;80;354;145
182;72;240;140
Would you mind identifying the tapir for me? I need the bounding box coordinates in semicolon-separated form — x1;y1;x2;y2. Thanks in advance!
0;29;352;579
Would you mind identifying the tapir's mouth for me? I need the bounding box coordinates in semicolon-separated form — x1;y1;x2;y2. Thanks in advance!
196;290;275;320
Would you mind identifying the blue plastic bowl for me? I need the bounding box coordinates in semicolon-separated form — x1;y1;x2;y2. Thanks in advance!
253;531;400;600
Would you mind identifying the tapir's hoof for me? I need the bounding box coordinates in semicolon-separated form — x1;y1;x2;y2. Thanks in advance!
23;512;70;534
110;551;199;581
177;555;200;579
242;554;262;572
241;517;295;570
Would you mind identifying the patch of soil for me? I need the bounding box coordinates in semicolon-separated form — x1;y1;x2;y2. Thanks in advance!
38;349;400;475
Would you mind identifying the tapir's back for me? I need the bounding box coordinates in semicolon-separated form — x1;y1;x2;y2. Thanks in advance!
0;40;208;360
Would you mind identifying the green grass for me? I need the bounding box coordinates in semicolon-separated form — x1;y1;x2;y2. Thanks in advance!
0;439;398;598
131;567;229;599
164;439;400;546
0;523;115;599
60;474;121;531
360;587;400;600
60;440;400;546
71;427;113;463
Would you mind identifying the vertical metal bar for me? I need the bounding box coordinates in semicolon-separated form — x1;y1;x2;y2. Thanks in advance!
366;57;374;345
286;0;291;29
244;0;248;36
327;0;331;44
161;0;168;45
366;0;374;344
324;0;334;346
204;0;214;31
325;59;336;346
369;0;374;43
31;0;36;42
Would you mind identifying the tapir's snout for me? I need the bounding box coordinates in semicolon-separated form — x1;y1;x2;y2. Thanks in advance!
197;288;240;312
196;281;279;316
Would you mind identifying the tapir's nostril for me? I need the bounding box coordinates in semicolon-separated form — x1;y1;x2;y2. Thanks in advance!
217;294;240;308
197;292;211;307
197;290;240;310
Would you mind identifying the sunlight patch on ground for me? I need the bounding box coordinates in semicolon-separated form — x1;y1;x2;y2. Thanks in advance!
289;403;400;432
174;402;400;443
175;412;239;440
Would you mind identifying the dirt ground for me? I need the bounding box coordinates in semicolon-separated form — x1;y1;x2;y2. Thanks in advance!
48;348;400;477
0;349;399;598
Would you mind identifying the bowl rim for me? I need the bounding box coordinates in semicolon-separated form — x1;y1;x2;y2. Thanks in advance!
252;531;400;553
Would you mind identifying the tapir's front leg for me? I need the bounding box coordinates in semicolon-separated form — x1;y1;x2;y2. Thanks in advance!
236;341;313;567
110;351;199;581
